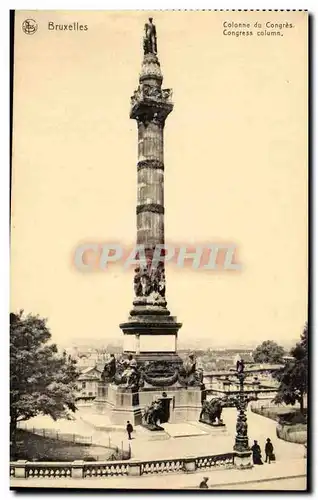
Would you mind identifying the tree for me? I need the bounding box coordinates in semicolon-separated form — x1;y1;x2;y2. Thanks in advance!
252;340;285;364
10;311;79;448
274;323;308;415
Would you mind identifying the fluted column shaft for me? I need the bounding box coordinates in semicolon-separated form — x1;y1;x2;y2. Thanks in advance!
137;120;164;248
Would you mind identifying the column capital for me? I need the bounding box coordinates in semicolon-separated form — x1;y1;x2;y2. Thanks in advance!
130;86;173;123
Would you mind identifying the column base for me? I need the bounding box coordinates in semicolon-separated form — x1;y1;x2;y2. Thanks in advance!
120;313;182;368
234;450;253;469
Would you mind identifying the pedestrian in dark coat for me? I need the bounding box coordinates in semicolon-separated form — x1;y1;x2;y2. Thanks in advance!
126;421;133;440
251;440;263;465
265;438;274;463
199;477;209;489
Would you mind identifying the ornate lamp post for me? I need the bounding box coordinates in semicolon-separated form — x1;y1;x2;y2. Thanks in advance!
233;359;252;469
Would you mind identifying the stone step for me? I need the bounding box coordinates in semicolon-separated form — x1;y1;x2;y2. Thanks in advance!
132;424;170;441
190;420;229;436
79;415;124;433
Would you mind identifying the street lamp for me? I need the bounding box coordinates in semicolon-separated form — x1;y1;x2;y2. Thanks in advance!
233;359;252;469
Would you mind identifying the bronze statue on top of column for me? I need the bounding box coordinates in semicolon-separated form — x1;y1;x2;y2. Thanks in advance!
143;18;157;55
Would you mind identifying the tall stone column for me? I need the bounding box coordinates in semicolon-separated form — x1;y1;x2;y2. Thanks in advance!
120;21;182;370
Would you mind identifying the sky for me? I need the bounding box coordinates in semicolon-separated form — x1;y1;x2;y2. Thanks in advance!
11;11;308;348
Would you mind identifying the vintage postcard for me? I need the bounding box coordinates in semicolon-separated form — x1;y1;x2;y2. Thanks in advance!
10;10;308;491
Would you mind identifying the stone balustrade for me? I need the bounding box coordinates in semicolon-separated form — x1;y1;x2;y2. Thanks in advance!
10;460;73;479
195;453;235;470
10;452;235;479
140;458;185;475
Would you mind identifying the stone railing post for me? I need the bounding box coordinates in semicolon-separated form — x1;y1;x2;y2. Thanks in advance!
14;460;28;478
127;462;141;476
183;458;196;473
71;460;84;478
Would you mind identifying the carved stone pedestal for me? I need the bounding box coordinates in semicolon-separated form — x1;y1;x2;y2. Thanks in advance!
120;315;183;368
234;450;253;469
102;385;142;426
98;385;204;427
196;422;228;436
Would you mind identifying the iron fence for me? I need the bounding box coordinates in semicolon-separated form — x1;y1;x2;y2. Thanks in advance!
17;424;92;445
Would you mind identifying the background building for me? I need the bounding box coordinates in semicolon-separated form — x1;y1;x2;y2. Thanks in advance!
76;366;103;400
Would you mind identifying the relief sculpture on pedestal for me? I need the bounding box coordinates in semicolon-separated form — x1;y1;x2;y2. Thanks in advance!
133;263;166;301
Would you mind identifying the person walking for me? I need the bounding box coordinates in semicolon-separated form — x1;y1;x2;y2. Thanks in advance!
265;438;274;464
199;477;209;489
251;440;263;465
126;421;133;440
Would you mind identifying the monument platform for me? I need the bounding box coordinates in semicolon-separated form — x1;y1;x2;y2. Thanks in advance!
96;383;204;426
79;409;228;443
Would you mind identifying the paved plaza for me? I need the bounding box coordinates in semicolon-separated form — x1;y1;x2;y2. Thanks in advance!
20;406;305;461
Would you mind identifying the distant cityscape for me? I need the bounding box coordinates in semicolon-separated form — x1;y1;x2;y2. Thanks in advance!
62;338;294;375
64;340;291;402
60;336;298;355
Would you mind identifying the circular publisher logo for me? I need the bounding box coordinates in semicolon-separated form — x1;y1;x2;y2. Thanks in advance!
22;19;38;35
